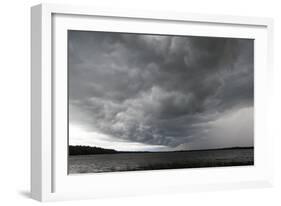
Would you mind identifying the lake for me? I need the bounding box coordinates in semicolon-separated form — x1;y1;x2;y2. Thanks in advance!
68;148;254;174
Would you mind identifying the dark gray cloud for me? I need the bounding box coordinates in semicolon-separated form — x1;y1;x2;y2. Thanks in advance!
68;30;254;150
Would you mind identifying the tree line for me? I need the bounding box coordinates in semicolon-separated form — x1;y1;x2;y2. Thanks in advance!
69;145;118;155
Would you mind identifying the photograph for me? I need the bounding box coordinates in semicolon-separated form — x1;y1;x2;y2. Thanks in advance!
67;30;254;174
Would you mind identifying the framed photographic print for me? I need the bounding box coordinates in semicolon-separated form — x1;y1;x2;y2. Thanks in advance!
31;3;274;201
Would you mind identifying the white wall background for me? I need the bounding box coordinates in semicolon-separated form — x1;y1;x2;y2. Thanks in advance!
0;0;280;205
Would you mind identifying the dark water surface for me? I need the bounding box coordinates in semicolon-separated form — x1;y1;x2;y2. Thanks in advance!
68;148;254;174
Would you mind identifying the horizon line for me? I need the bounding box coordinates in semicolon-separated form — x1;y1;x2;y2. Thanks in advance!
69;145;254;153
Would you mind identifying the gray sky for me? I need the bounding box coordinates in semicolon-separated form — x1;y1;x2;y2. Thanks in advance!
68;30;254;151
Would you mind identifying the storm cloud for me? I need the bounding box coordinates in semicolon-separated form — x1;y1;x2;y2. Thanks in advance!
68;30;254;151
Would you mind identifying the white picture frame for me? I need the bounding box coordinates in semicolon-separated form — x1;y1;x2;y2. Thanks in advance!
31;3;274;202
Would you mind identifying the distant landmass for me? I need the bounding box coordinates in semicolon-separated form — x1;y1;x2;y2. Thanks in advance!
68;145;254;156
69;145;118;155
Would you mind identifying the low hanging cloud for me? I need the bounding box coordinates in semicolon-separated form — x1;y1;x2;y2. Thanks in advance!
68;30;254;150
